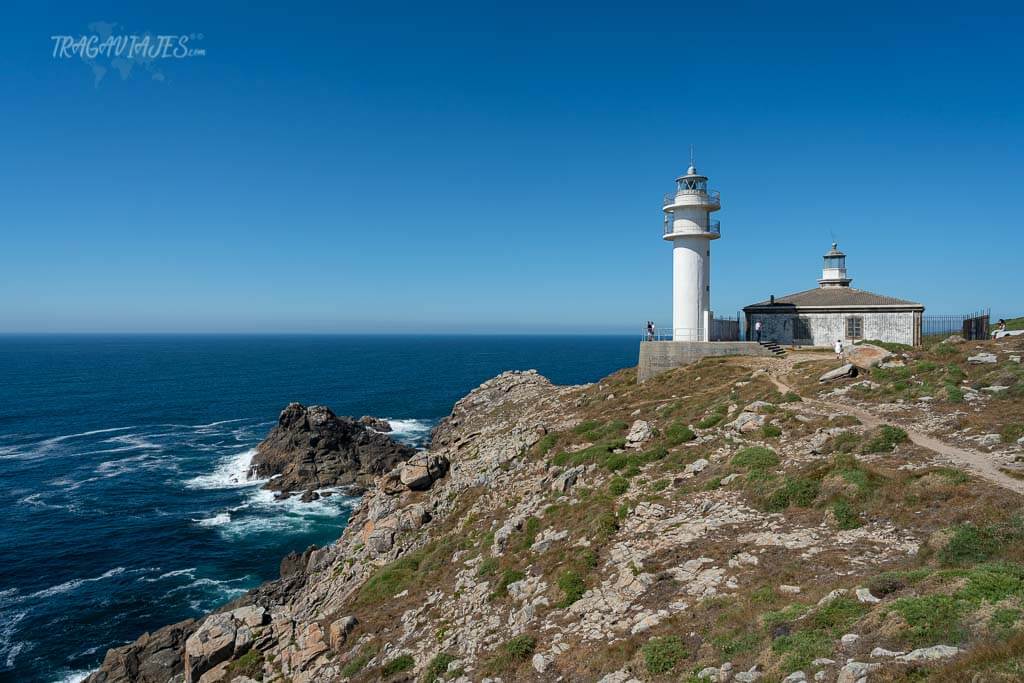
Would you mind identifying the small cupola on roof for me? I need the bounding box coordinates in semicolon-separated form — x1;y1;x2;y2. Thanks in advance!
818;242;852;288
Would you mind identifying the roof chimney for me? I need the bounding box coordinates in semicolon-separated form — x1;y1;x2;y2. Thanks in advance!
770;294;775;304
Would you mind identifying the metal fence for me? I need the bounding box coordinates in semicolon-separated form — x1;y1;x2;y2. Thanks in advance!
641;317;739;342
922;309;990;341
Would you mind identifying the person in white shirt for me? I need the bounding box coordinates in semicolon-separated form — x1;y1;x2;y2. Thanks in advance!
754;320;763;343
834;339;844;359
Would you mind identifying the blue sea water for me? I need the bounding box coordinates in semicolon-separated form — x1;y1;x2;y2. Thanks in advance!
0;335;636;683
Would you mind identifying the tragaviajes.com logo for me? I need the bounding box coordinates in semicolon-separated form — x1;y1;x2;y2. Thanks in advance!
51;21;205;86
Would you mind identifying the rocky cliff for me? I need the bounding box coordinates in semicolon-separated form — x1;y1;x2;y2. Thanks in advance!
249;403;417;499
85;335;1024;682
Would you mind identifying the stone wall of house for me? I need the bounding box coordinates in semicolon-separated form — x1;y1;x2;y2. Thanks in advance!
748;310;918;347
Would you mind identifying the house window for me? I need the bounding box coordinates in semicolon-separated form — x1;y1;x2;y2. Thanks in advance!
846;316;863;339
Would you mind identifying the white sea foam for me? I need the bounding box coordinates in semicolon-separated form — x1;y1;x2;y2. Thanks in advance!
194;512;231;527
50;669;92;683
141;568;196;582
28;567;130;600
384;418;434;445
184;448;265;489
0;426;138;460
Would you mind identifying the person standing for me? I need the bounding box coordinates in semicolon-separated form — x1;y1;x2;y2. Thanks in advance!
834;338;844;359
754;320;763;343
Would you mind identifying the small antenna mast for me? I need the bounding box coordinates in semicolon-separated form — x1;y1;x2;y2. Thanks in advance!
689;144;695;168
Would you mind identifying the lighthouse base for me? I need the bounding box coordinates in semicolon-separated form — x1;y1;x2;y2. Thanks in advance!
637;341;774;383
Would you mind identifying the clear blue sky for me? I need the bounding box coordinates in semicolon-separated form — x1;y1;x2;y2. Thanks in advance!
1;2;1021;333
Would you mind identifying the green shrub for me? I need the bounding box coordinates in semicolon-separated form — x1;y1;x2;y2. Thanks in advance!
609;477;629;496
940;523;1005;566
889;594;966;647
492;569;525;598
957;563;1024;603
603;453;628;471
424;652;457;682
763;603;810;630
946;385;965;403
580;548;598;568
761;424;782;438
535;432;559;456
830;431;860;453
771;629;832;672
1002;424;1024;444
665;422;697;445
810;596;869;634
766;477;820;511
573;419;602;435
504;634;536;659
698;412;725;428
642;635;687;674
832;499;861;529
933;467;969;485
780;391;803;403
557;570;586;607
477;557;498;577
732;446;779;470
649;478;669;492
341;645;377;677
381;654;414;676
358;554;423;604
711;629;762;658
861;425;908;453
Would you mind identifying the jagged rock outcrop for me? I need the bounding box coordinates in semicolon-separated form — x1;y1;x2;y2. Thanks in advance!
249;403;416;497
84;619;195;683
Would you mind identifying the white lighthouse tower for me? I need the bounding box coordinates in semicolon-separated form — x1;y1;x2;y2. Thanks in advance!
662;158;721;341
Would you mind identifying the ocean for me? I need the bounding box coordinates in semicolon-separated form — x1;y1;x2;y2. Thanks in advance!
0;335;636;683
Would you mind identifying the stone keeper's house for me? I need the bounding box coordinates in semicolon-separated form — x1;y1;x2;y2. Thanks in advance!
743;244;924;347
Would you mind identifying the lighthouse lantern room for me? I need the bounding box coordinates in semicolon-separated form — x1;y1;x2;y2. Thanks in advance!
661;160;721;341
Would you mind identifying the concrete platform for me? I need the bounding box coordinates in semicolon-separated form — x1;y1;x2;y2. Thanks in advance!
638;341;774;383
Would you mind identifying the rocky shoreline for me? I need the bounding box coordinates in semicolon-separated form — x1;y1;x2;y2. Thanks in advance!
82;337;1024;682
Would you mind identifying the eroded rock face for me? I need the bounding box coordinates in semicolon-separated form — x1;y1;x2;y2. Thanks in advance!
250;403;416;497
85;619;195;683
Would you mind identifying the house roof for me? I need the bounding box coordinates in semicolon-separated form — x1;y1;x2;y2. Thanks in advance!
744;287;923;310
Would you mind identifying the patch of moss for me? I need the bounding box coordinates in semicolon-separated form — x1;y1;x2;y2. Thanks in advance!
643;635;687;674
665;422;697;445
381;654;414;676
765;477;820;511
608;477;629;496
424;652;457;682
732;446;779;470
832;498;862;529
889;594;967;647
761;424;782;438
861;425;908;453
556;570;586;607
771;629;832;672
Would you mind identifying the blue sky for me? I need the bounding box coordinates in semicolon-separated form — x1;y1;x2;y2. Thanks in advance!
1;2;1021;333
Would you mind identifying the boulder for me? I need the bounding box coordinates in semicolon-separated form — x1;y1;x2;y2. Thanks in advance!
398;452;450;491
358;416;392;432
896;644;960;662
846;343;892;369
328;616;358;651
943;334;965;344
819;364;858;383
625;420;653;446
726;412;764;433
250;403;416;497
551;466;582;494
968;352;998;364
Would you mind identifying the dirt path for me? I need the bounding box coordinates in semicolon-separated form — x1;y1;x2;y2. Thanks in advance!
764;360;1024;496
